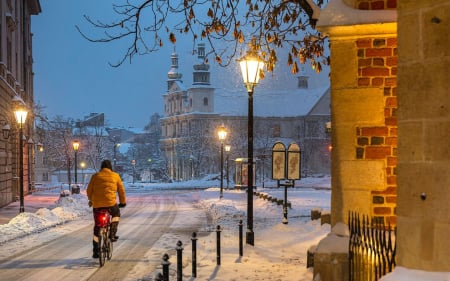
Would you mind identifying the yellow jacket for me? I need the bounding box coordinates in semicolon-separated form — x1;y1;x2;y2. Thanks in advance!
87;168;126;208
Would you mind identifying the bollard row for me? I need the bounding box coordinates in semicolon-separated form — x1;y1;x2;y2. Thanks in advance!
254;191;292;208
156;222;245;280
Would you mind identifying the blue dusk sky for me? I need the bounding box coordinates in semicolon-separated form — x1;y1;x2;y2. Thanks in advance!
32;1;197;128
32;1;329;129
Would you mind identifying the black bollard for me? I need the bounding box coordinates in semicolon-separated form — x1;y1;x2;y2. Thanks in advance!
191;232;197;278
238;220;243;256
162;253;170;281
216;225;221;265
176;240;183;281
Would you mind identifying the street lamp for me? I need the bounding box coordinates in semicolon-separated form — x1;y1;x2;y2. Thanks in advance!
80;162;86;185
224;145;231;190
14;107;28;213
238;42;265;246
72;140;80;193
131;159;136;184
217;125;228;199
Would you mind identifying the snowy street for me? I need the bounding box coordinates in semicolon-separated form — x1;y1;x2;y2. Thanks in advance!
0;191;208;281
0;177;332;280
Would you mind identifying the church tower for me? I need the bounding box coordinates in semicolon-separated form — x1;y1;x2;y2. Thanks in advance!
187;43;215;113
164;50;187;117
192;43;210;85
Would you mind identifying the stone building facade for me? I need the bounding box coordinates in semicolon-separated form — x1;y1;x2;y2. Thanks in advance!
160;44;331;182
0;0;41;207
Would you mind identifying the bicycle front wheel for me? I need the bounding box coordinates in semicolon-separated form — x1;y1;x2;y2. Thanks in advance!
107;234;113;260
99;231;107;267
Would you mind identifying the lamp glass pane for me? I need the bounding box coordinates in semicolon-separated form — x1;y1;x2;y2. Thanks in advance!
73;141;80;151
14;110;28;125
218;128;227;140
240;58;262;84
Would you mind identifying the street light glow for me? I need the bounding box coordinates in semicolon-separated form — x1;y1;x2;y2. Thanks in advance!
14;108;28;128
217;125;227;141
72;140;80;151
238;52;264;93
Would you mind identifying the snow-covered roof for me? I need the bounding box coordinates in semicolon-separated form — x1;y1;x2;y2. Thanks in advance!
214;85;330;117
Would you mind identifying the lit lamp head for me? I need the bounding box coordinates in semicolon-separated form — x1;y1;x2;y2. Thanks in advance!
224;144;231;152
238;48;265;93
72;140;80;151
14;107;28;128
80;162;86;169
217;125;228;141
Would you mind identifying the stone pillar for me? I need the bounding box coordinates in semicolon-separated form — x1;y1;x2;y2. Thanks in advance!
317;0;398;226
396;0;450;272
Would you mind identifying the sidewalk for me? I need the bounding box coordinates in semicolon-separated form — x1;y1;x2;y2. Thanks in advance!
0;193;60;225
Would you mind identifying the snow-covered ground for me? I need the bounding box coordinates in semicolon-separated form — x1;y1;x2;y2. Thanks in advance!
1;176;448;280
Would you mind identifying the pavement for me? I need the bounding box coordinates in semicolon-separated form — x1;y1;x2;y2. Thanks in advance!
0;192;61;225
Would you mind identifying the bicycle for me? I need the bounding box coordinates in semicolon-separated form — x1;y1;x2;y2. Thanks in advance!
94;209;113;267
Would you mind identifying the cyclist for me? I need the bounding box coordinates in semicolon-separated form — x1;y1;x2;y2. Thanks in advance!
87;159;126;258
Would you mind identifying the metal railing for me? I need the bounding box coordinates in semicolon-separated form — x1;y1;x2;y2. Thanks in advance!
348;211;396;281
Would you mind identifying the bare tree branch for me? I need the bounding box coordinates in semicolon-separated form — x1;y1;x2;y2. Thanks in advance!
76;0;329;73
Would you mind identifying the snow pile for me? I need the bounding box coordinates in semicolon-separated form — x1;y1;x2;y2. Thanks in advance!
0;193;91;244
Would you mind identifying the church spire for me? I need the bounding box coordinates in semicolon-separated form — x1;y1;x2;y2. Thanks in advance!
167;48;183;90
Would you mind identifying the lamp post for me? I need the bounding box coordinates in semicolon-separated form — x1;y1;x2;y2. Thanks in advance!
14;107;28;213
238;43;265;246
224;145;231;190
217;125;228;199
131;159;136;184
80;162;86;185
72;140;80;193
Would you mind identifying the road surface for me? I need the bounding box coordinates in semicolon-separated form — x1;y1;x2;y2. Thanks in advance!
0;191;209;281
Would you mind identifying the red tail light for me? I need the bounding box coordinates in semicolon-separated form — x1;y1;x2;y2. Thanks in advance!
95;212;110;227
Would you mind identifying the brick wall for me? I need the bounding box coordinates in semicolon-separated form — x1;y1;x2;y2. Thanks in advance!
355;37;398;225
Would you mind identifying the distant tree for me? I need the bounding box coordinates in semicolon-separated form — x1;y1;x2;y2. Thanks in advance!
34;105;110;181
35;114;75;184
143;113;165;179
76;0;328;74
75;120;108;171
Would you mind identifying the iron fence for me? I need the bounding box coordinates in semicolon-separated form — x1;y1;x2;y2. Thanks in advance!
348;211;396;281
